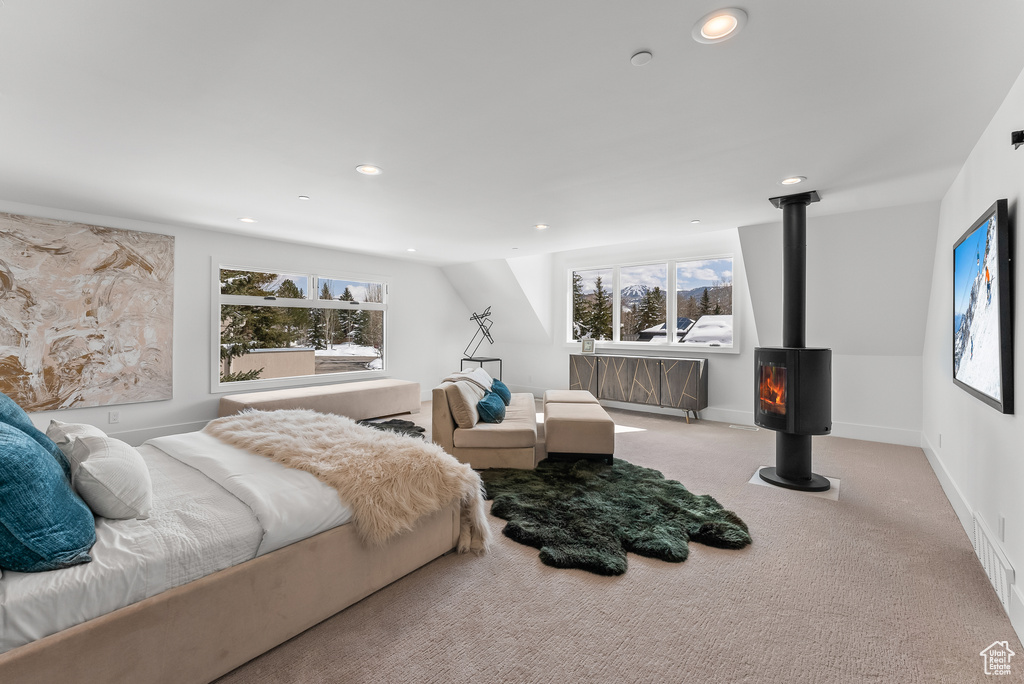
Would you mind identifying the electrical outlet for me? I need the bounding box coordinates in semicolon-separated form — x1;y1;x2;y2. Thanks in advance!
1000;516;1006;542
108;411;120;424
938;433;942;448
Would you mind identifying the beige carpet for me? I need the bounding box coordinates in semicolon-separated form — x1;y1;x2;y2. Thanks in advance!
216;403;1019;683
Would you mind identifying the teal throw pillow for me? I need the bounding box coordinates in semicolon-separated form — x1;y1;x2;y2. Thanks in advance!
477;391;506;423
0;392;73;482
490;379;512;406
0;421;96;572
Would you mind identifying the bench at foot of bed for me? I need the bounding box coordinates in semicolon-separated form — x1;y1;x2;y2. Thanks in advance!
218;378;420;421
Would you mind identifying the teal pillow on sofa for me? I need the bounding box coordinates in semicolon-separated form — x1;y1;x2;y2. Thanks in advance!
0;392;73;482
490;379;512;406
0;421;96;572
477;391;506;423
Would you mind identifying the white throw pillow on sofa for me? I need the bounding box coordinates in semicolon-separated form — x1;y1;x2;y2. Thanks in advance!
68;435;153;520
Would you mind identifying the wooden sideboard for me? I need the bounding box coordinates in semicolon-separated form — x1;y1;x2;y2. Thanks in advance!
568;354;708;420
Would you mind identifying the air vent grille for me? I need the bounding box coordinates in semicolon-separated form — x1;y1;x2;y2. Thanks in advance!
973;514;1015;612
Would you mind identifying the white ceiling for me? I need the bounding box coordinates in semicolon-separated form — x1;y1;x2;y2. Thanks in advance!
1;1;1022;265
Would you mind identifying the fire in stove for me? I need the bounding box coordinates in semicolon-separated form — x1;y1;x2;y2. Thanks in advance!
759;365;787;416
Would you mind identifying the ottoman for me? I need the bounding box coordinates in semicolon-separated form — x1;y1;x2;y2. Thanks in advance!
543;389;599;405
544;402;615;465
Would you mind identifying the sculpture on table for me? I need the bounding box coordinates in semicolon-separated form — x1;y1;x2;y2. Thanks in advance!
464;307;494;358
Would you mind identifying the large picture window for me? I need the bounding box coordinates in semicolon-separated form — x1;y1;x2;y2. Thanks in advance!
217;267;386;387
569;256;733;349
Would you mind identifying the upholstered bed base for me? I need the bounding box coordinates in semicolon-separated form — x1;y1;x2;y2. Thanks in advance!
0;504;460;684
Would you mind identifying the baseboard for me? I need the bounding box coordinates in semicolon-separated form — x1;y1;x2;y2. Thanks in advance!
108;420;211;446
920;434;974;538
921;434;1023;646
1012;585;1024;644
830;420;921;447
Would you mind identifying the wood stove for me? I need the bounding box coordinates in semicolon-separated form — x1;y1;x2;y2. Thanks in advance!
754;347;831;435
754;191;832;492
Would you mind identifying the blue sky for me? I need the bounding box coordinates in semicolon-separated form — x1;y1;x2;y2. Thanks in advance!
953;219;990;318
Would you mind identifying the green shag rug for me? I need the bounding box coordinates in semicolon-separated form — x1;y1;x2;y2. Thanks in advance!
480;458;751;576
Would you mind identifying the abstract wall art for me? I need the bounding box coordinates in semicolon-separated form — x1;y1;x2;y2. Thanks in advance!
0;213;174;411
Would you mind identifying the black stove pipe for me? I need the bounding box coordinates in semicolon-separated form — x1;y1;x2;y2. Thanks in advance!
781;198;809;349
760;191;830;492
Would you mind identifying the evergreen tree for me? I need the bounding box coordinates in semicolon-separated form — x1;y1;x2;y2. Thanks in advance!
219;270;289;380
587;275;613;340
276;279;309;345
353;285;384;363
337;286;357;344
697;287;712;316
635;286;666;333
571;272;589;340
307;308;327;350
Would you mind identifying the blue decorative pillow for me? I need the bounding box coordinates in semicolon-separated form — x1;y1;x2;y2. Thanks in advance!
0;421;95;572
490;379;512;406
0;392;73;482
477;391;506;423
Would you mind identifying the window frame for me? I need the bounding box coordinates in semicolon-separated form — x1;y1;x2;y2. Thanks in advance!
211;260;389;393
566;253;737;354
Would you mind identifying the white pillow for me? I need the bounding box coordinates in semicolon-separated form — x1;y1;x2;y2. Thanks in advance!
443;368;493;393
46;420;108;475
465;367;493;389
68;435;153;520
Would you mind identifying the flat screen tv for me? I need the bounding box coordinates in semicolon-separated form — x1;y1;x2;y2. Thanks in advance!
952;199;1013;413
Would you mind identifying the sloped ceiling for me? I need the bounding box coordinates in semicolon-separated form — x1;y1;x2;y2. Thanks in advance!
0;2;1022;264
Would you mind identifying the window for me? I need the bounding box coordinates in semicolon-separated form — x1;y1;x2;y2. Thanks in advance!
571;268;612;341
676;258;733;346
569;255;733;349
217;267;387;387
619;264;667;343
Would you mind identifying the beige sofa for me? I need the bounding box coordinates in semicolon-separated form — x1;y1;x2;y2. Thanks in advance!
432;383;538;469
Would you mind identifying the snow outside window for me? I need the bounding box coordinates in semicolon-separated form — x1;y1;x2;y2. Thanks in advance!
567;256;734;349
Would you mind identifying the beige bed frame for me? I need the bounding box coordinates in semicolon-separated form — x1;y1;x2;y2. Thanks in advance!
0;504;459;684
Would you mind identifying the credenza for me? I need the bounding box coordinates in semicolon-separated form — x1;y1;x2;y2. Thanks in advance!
568;354;708;421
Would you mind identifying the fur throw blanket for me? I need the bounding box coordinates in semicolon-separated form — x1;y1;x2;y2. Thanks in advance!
204;409;491;554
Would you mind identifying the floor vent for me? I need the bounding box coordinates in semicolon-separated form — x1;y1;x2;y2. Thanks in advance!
973;514;1015;612
727;424;759;431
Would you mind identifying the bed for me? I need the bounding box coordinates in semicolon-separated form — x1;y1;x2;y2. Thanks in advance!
0;413;480;684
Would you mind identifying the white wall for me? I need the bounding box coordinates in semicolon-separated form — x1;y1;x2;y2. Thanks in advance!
920;65;1024;629
739;201;939;445
0;200;471;443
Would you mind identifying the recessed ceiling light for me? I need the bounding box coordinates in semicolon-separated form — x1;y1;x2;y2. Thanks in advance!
298;195;310;200
356;164;382;176
535;224;549;230
630;51;653;66
690;219;701;224
692;8;748;44
780;176;807;185
238;217;257;223
406;248;416;252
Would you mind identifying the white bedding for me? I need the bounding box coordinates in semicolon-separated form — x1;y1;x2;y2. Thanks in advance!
1;431;355;655
147;432;352;555
0;446;263;654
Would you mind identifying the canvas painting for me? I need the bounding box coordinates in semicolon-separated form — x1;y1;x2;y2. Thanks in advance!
953;210;1002;401
0;213;174;411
